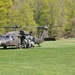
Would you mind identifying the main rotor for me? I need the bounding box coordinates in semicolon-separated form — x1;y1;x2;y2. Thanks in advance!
0;25;48;31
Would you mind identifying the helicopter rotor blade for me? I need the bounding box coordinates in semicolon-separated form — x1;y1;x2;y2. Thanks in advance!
20;26;48;30
0;26;21;28
21;26;44;28
0;25;62;29
0;26;44;28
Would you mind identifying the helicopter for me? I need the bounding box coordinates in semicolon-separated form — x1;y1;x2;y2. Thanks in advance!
0;25;48;49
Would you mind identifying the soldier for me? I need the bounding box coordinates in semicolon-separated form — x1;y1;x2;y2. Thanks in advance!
28;38;35;48
30;37;35;47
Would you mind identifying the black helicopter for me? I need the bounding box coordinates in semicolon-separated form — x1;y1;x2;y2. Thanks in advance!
0;25;48;49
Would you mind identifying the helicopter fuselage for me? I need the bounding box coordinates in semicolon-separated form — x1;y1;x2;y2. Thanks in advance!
0;35;21;48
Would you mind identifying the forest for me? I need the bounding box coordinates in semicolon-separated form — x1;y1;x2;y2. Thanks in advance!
0;0;75;38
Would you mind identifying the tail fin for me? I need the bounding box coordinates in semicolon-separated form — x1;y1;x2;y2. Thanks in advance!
41;26;48;41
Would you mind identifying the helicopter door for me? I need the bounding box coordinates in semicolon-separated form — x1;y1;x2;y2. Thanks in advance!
9;36;19;46
21;35;25;44
8;36;15;45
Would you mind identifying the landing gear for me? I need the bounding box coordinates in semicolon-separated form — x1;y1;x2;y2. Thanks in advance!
3;46;7;49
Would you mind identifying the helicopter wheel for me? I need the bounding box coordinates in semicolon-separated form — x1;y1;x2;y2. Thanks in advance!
3;46;7;49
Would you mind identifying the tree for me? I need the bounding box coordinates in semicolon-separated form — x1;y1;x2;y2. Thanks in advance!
0;0;12;34
64;0;75;37
10;2;37;33
4;0;75;38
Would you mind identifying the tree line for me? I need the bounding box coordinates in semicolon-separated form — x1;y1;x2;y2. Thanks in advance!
0;0;75;38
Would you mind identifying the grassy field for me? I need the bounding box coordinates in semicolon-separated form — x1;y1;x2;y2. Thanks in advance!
0;39;75;75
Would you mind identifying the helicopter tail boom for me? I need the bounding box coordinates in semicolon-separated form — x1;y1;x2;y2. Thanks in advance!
41;26;48;41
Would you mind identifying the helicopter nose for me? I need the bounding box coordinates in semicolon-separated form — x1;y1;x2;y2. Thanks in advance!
0;41;2;45
0;41;7;46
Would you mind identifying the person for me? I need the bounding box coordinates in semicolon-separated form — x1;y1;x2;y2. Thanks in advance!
24;37;35;48
29;37;35;48
23;38;27;48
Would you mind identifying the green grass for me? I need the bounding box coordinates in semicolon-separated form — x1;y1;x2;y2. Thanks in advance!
0;39;75;75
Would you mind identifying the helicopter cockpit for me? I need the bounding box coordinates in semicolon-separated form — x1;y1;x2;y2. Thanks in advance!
0;35;14;41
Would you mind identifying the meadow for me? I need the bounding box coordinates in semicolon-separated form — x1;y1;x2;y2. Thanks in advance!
0;39;75;75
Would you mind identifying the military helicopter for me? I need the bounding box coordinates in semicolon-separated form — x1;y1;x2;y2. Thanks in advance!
0;25;48;49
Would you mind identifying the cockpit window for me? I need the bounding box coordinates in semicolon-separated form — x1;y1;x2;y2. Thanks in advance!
0;35;14;40
6;36;10;39
6;36;14;40
0;36;6;39
0;36;2;39
11;36;14;40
